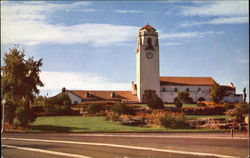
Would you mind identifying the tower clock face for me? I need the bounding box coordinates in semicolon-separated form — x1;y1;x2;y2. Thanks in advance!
146;52;153;59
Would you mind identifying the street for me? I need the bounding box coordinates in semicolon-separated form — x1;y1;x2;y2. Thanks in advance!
1;133;249;158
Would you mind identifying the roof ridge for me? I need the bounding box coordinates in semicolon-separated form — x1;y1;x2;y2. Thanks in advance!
69;90;131;92
160;76;213;78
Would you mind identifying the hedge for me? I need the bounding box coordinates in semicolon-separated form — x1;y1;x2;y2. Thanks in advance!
182;106;226;115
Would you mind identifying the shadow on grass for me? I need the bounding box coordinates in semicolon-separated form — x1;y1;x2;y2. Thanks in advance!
30;125;88;133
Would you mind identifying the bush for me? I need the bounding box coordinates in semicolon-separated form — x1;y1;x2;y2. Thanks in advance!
43;105;57;116
177;91;190;104
73;101;79;105
106;112;120;121
87;103;104;114
159;112;189;129
47;93;72;105
197;102;206;107
15;106;36;127
111;102;135;115
182;105;226;115
226;102;249;121
147;97;164;109
174;99;183;109
13;118;21;128
224;103;235;110
32;106;44;113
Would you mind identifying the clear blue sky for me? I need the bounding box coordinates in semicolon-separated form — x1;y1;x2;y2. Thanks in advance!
1;1;249;98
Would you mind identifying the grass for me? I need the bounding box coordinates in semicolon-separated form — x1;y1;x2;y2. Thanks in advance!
26;116;228;133
186;115;230;119
165;104;196;108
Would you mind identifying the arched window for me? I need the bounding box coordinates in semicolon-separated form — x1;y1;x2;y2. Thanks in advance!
197;88;201;92
174;88;178;92
147;38;152;47
186;88;189;92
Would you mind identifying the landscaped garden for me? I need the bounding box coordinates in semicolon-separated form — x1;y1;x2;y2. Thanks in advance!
28;116;227;133
2;47;248;133
3;90;249;133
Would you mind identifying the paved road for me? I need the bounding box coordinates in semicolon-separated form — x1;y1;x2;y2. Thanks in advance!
1;133;249;158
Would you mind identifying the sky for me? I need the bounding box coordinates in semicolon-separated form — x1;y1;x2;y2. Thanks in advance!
1;1;249;98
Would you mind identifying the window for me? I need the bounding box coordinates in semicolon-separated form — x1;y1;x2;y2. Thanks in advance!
162;88;166;92
147;38;152;47
174;88;178;92
186;88;189;92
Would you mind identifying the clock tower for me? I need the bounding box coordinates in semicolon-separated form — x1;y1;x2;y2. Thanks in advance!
136;24;160;103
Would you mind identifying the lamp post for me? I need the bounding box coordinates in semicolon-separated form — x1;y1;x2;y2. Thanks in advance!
1;99;6;134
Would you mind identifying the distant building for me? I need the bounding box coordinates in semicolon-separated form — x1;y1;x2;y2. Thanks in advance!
64;24;243;104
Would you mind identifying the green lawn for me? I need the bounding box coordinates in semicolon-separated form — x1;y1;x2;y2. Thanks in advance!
165;104;196;108
28;116;228;133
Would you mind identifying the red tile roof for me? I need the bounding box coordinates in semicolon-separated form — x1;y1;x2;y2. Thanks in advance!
68;90;138;103
140;24;156;31
160;76;216;86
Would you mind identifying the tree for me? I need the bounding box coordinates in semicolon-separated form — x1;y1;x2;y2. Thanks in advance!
210;83;224;103
1;46;44;127
243;87;247;102
177;91;190;104
147;96;164;109
226;102;249;121
174;99;183;109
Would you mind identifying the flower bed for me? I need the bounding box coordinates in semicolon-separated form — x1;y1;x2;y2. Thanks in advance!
182;105;226;115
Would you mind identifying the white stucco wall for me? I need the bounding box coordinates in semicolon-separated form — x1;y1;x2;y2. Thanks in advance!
222;94;243;103
160;85;211;103
67;91;82;104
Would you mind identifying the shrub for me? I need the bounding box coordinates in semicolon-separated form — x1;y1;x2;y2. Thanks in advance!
15;106;37;127
43;105;57;116
87;103;103;114
147;97;164;109
224;103;235;110
32;106;44;114
188;97;194;104
197;102;206;107
177;91;190;104
13;118;21;128
211;83;225;103
47;93;72;105
106;112;120;121
159;112;189;129
174;99;183;109
226;102;249;121
16;106;28;127
198;97;205;101
182;105;226;115
73;101;79;105
111;102;135;115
